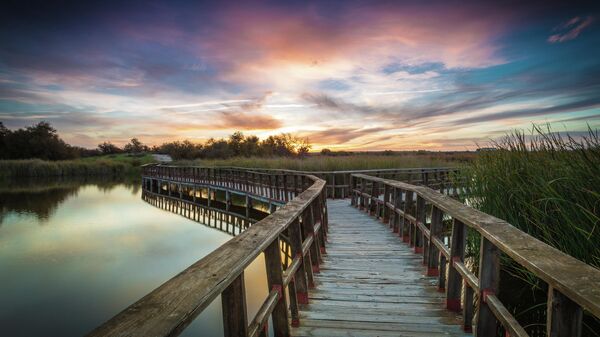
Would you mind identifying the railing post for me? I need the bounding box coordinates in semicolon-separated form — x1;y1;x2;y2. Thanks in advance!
287;276;300;328
359;178;366;210
344;173;350;198
283;175;289;202
392;187;401;233
331;173;336;199
306;205;322;267
300;214;315;288
245;195;251;222
370;181;378;216
447;219;466;311
476;237;500;337
264;238;289;337
463;281;474;332
226;190;231;212
414;195;425;254
321;190;329;235
427;206;442;276
222;272;248;337
207;187;211;208
315;195;327;252
383;183;390;224
402;190;413;243
288;218;309;305
350;175;357;206
547;287;583;337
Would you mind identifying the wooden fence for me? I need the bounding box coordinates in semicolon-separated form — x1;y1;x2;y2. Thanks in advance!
160;165;460;198
88;165;328;337
351;173;600;337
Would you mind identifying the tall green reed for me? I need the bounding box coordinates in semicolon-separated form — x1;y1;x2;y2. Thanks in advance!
463;125;600;273
460;125;600;336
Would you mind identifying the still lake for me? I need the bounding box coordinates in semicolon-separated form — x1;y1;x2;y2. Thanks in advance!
0;177;268;337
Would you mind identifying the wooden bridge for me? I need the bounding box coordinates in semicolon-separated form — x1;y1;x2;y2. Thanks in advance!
89;165;600;337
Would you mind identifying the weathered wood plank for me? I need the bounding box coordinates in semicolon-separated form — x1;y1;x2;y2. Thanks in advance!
547;287;583;337
292;200;466;337
221;272;248;337
291;326;470;337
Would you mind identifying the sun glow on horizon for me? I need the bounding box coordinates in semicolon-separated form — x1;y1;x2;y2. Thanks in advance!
1;1;599;150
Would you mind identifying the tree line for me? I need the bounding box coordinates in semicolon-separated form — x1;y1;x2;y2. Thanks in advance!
0;122;311;161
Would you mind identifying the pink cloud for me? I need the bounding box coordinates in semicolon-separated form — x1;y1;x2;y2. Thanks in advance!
548;16;594;43
191;2;511;84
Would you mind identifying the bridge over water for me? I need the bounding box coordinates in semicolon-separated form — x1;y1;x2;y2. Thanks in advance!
89;165;600;337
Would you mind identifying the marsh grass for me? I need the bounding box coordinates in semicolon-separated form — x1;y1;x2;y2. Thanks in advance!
0;154;154;178
463;126;600;270
177;152;475;171
461;125;600;336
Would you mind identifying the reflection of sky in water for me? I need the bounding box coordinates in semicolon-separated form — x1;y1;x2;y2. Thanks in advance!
0;183;268;337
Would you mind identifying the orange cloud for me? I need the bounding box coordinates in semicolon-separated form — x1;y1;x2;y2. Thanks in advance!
216;111;282;130
198;2;509;85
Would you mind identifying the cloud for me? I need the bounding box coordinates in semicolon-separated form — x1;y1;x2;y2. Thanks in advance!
451;96;600;126
297;127;388;145
164;93;282;131
548;16;594;43
1;2;599;150
216;111;281;130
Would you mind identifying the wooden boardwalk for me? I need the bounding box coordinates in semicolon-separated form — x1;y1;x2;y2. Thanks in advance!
92;167;600;337
291;199;470;337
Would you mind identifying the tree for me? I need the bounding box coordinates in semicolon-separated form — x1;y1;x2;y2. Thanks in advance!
157;140;202;160
0;122;8;159
242;135;261;157
320;148;332;156
123;138;148;154
228;131;245;156
23;122;74;160
98;142;122;154
202;138;233;159
294;137;312;157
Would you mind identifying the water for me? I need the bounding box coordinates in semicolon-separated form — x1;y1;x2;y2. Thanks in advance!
0;178;267;337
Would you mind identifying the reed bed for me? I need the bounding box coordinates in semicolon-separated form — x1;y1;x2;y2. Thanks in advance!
178;152;475;171
463;126;600;269
460;126;600;336
0;154;153;178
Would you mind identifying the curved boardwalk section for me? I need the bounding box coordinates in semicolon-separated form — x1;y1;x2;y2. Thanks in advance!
291;200;469;337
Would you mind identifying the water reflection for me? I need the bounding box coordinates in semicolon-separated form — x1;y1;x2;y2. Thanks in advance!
0;177;248;337
0;177;140;223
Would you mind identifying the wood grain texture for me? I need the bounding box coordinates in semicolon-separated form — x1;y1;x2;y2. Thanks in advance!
290;200;469;337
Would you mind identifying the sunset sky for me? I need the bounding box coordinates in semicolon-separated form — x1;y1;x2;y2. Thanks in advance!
1;0;599;150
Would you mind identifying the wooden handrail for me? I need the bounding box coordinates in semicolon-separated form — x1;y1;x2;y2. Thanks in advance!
88;165;328;337
351;173;600;337
142;163;461;198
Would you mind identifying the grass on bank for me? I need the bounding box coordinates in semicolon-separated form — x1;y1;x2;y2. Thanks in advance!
0;154;154;178
176;152;476;171
0;152;473;178
463;126;600;270
461;126;600;335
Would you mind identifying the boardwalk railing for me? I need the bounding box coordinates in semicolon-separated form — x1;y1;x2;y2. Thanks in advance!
89;165;328;337
181;166;460;198
351;173;600;337
287;167;459;198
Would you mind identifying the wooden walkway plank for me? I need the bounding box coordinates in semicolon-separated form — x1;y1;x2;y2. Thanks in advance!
291;199;469;337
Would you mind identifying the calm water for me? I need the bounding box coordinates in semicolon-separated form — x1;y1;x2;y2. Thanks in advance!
0;178;268;337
